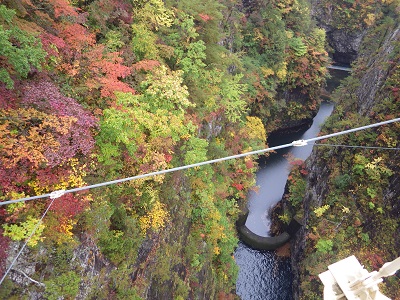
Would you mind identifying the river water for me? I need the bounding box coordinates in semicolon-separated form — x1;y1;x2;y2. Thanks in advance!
235;69;349;300
244;101;334;236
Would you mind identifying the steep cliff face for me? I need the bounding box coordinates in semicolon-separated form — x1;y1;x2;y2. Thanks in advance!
356;24;400;113
290;3;400;299
310;0;366;65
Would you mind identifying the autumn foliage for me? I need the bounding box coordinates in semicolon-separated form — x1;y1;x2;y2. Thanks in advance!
0;0;358;298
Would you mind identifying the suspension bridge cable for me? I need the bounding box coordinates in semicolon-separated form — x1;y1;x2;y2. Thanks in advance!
0;117;399;207
0;196;57;286
0;117;399;286
314;143;400;150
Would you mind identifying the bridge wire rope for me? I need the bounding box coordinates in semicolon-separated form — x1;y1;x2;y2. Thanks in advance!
314;143;400;150
0;117;399;286
1;117;399;207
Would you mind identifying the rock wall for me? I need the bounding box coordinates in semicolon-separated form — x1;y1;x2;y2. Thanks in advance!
291;5;400;299
310;0;365;65
356;24;400;114
290;160;331;299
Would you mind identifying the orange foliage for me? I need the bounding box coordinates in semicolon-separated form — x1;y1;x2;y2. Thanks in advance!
50;0;79;18
57;23;95;53
132;60;161;71
85;45;135;98
0;108;75;168
198;13;212;22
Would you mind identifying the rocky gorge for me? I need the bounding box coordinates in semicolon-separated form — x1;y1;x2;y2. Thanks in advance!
0;0;398;299
288;1;400;298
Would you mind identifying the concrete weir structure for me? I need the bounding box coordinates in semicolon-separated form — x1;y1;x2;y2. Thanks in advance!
236;212;302;251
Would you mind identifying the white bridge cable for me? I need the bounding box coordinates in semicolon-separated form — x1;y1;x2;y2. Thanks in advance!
0;117;399;208
0;117;399;287
314;143;400;150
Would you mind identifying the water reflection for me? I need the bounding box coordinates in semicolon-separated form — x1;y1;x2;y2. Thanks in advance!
235;242;293;300
245;102;334;237
235;103;333;300
235;68;350;300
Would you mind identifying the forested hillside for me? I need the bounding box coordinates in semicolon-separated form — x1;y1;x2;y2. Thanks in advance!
0;0;328;299
287;0;400;299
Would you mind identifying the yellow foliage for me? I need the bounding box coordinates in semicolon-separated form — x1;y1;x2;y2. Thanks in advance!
253;28;264;42
260;67;275;78
59;219;75;238
133;0;174;30
0;108;76;168
365;157;383;169
244;116;267;143
276;62;288;80
3;216;45;247
341;205;350;214
285;30;294;39
313;205;330;217
144;186;160;207
364;13;376;26
209;209;221;222
139;201;170;234
54;219;77;245
2;192;26;214
378;134;397;148
29;158;87;194
207;216;225;244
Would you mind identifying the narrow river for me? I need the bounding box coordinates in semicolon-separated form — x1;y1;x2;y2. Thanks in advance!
235;69;349;300
244;101;334;237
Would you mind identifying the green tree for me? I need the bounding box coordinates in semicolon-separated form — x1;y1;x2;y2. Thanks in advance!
140;65;194;112
131;23;159;60
3;216;45;247
289;37;307;57
44;271;80;300
132;0;174;30
219;73;248;123
0;5;46;88
315;239;333;253
175;40;207;83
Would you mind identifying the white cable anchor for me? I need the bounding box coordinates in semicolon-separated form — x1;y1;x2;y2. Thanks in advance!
49;190;66;199
292;140;308;147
